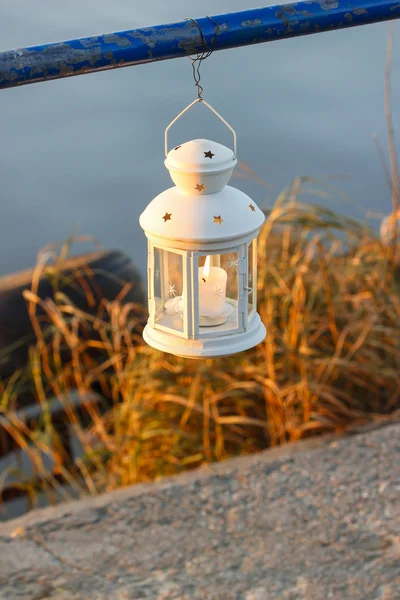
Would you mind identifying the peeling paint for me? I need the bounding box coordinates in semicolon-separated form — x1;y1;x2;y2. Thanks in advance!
241;19;262;27
353;7;368;15
277;6;297;15
274;10;294;32
344;12;353;21
59;65;74;76
390;3;400;10
102;33;131;48
128;28;163;50
79;38;101;50
307;0;339;11
297;10;314;17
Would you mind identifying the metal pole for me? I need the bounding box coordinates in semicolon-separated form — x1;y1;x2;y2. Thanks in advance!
0;0;399;90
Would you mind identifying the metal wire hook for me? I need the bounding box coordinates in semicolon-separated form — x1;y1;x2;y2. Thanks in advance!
185;16;221;101
164;17;237;159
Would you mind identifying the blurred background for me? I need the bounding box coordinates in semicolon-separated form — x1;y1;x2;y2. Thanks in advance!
0;0;398;281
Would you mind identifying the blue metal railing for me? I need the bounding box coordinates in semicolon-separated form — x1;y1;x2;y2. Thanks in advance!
0;0;399;90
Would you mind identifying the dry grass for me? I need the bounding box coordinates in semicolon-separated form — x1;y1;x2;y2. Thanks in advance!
1;179;400;510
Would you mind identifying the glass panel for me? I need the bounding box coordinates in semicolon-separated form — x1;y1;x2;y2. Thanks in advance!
153;247;184;333
197;251;239;334
248;239;256;320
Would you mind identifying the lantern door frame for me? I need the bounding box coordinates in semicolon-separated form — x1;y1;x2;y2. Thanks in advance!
247;238;257;323
148;243;192;339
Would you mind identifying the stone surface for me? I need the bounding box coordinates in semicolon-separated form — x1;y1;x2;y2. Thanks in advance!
1;423;400;599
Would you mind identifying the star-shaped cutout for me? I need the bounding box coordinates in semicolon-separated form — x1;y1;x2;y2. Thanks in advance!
204;150;215;159
214;215;223;225
195;184;205;192
212;286;223;299
163;212;172;222
249;204;256;212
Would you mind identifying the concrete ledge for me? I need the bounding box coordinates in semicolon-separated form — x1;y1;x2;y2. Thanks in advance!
1;422;400;599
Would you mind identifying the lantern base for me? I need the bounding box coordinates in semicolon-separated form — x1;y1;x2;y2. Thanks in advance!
143;313;266;359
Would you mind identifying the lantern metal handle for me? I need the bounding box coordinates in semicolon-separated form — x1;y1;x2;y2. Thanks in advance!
164;98;237;159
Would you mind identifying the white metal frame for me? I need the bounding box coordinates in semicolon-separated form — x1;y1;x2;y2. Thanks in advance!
247;238;257;323
149;242;189;339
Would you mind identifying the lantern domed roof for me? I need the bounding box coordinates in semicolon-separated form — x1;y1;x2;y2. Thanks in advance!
165;139;236;173
140;137;264;245
139;183;265;244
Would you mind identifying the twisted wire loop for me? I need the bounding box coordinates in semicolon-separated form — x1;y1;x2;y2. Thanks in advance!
164;16;235;158
185;16;221;101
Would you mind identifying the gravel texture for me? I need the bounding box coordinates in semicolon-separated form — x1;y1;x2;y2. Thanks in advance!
1;423;400;599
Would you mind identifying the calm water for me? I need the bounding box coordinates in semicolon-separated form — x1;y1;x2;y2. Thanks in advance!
0;0;399;284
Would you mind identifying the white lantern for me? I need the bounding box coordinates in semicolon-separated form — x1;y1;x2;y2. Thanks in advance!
139;99;266;359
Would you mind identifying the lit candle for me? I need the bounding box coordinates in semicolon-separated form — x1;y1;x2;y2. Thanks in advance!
198;255;227;317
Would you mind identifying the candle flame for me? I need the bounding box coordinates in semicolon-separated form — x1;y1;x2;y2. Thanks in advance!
202;255;211;281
